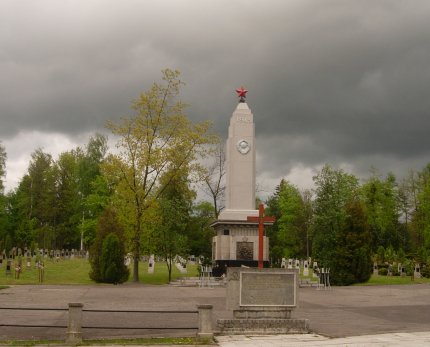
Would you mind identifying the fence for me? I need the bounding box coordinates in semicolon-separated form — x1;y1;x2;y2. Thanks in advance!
0;303;213;344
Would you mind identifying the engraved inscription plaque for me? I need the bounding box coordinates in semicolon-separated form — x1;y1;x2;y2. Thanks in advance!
236;242;253;260
240;272;296;307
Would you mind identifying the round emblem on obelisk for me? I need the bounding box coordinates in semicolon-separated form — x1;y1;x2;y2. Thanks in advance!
236;139;251;154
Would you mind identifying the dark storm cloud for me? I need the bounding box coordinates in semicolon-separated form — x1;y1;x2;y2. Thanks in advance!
2;0;430;190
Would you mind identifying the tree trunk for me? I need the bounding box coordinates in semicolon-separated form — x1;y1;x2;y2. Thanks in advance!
133;237;140;282
167;257;172;283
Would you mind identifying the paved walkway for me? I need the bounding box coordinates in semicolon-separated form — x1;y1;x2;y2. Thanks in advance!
216;332;430;346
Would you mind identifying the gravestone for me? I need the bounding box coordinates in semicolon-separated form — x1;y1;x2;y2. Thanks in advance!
218;267;309;334
303;260;309;276
373;262;378;275
400;266;406;277
148;254;155;274
174;255;187;274
26;256;31;269
295;259;300;269
312;262;319;279
287;259;293;269
124;254;131;267
388;264;393;276
6;259;12;275
14;262;22;279
44;249;49;258
281;258;286;269
414;264;421;278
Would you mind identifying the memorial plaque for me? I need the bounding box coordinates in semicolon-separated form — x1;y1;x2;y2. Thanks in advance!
236;242;253;260
240;272;296;307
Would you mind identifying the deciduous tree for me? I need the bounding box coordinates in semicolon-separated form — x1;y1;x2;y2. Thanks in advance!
103;69;216;282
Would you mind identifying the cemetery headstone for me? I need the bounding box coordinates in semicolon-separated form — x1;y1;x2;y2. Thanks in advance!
281;258;286;269
38;262;45;283
26;256;31;269
6;259;12;276
313;262;319;279
303;260;309;276
124;254;131;267
295;259;300;269
287;259;293;269
401;266;406;277
148;254;155;274
14;263;22;279
414;264;421;278
174;255;187;274
373;262;378;275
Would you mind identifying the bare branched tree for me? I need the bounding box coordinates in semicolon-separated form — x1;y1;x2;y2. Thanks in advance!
201;143;225;218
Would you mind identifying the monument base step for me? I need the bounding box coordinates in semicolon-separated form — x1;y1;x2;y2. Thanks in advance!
169;277;226;287
216;318;310;335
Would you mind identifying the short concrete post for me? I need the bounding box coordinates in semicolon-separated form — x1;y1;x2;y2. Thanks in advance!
66;303;83;345
197;304;213;339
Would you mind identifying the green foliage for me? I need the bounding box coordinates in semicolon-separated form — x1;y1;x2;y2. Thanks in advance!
361;173;402;251
89;207;127;283
265;180;312;262
277;180;308;258
312;165;359;274
104;69;216;282
186;201;216;258
331;197;372;285
152;170;194;282
379;267;388;276
100;233;129;284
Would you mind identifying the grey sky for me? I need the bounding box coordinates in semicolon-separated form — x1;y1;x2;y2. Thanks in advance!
2;0;430;196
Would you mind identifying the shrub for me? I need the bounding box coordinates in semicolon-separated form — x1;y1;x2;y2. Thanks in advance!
100;233;129;284
421;265;430;278
89;207;128;283
378;267;388;276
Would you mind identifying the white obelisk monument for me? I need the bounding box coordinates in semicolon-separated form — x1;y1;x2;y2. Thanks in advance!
212;87;270;275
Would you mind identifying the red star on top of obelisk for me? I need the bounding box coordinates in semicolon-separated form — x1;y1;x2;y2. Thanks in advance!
236;86;248;103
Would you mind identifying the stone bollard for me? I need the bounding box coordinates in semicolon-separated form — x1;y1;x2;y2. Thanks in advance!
66;303;83;345
197;304;213;339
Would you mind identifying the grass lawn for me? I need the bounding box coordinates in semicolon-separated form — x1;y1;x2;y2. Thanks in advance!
356;274;430;286
0;258;198;285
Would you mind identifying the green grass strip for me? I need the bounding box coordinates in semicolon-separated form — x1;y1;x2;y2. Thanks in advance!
0;337;214;346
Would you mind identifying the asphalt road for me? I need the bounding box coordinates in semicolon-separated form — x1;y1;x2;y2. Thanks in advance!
1;283;430;341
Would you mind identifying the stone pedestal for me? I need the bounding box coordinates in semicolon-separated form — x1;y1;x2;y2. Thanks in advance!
217;267;309;335
66;303;83;345
211;220;270;276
